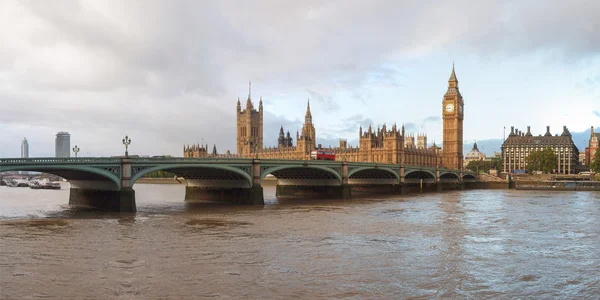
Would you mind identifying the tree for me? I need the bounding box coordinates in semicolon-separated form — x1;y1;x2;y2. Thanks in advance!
465;158;502;173
526;148;557;174
591;149;600;173
143;170;176;178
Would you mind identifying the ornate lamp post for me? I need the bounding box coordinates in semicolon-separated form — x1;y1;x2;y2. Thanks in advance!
72;145;80;158
122;135;131;157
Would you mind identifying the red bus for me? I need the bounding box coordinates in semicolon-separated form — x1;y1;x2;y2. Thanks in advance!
310;150;335;161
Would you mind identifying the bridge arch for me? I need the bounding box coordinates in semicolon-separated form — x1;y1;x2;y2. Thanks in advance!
131;164;254;187
463;174;477;181
348;167;399;180
404;169;436;179
260;165;342;184
0;165;121;189
440;172;460;179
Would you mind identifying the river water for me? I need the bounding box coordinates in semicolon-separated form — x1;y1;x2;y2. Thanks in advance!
1;182;599;299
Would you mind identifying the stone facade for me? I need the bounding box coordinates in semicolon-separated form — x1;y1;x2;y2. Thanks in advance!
442;64;464;169
236;82;263;157
585;126;599;167
501;125;580;174
184;144;209;158
186;66;464;168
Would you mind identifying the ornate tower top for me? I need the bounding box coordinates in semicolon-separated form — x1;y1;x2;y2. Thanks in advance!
305;99;312;123
445;63;461;96
246;81;253;108
449;62;458;84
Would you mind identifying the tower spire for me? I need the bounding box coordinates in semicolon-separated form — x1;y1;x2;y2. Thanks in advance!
248;80;251;100
305;99;312;119
449;62;458;83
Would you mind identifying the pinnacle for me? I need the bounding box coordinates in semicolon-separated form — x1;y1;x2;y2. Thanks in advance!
449;62;458;82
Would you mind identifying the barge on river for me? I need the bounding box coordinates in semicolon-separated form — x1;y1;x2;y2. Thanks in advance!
515;181;600;191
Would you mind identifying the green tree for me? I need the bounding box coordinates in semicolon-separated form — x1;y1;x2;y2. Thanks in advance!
526;150;541;173
526;148;557;174
143;170;176;178
591;149;600;173
466;158;502;173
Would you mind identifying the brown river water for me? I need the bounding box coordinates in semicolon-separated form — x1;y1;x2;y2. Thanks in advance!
1;182;599;299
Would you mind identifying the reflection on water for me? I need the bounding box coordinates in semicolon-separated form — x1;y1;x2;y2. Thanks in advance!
1;183;599;299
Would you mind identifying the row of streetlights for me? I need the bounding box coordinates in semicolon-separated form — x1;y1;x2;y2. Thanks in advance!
71;135;132;158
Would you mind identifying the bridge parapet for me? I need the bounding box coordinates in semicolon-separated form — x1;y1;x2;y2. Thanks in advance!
0;157;122;164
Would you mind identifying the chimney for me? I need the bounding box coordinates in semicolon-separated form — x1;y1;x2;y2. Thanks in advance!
545;126;551;136
510;126;514;135
526;126;531;135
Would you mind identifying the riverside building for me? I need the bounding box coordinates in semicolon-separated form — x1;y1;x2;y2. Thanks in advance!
55;132;70;158
21;138;29;158
501;126;579;174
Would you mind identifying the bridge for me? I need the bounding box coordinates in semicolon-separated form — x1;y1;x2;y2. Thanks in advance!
0;157;477;212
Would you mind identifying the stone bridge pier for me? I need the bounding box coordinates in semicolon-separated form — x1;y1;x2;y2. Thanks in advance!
68;158;136;212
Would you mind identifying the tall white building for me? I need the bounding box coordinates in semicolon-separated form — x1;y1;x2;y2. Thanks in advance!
55;132;70;158
21;137;29;158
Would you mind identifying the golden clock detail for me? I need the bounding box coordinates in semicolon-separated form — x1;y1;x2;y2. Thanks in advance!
445;103;454;113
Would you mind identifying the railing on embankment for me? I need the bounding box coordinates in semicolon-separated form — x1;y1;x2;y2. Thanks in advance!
515;181;600;191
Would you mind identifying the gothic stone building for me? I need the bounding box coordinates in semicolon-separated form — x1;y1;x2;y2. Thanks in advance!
501;125;579;174
183;144;218;158
585;126;599;167
224;65;464;168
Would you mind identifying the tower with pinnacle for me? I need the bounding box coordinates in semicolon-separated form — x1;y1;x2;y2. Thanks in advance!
296;100;316;154
442;63;464;170
236;81;263;156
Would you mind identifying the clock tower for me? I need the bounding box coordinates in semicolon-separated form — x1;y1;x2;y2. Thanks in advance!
442;63;464;170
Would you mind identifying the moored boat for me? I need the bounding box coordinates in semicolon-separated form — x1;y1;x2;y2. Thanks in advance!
8;179;30;187
43;182;61;190
29;180;44;189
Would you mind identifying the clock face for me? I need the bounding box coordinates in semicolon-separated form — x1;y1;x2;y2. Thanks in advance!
445;103;454;113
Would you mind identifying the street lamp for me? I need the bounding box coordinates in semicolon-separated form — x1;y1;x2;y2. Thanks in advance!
122;135;131;157
72;145;80;158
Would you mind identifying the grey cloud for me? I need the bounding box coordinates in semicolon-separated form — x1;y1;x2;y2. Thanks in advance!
593;111;600;119
1;0;599;157
306;89;340;112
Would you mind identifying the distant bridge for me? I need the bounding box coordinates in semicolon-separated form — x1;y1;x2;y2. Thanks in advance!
0;157;477;212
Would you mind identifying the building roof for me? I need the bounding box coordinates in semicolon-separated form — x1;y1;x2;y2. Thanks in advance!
465;142;485;160
503;126;578;149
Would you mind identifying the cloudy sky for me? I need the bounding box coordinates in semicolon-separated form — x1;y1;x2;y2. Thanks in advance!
1;0;599;158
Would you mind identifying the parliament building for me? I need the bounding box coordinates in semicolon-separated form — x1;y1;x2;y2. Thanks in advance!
186;66;465;169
